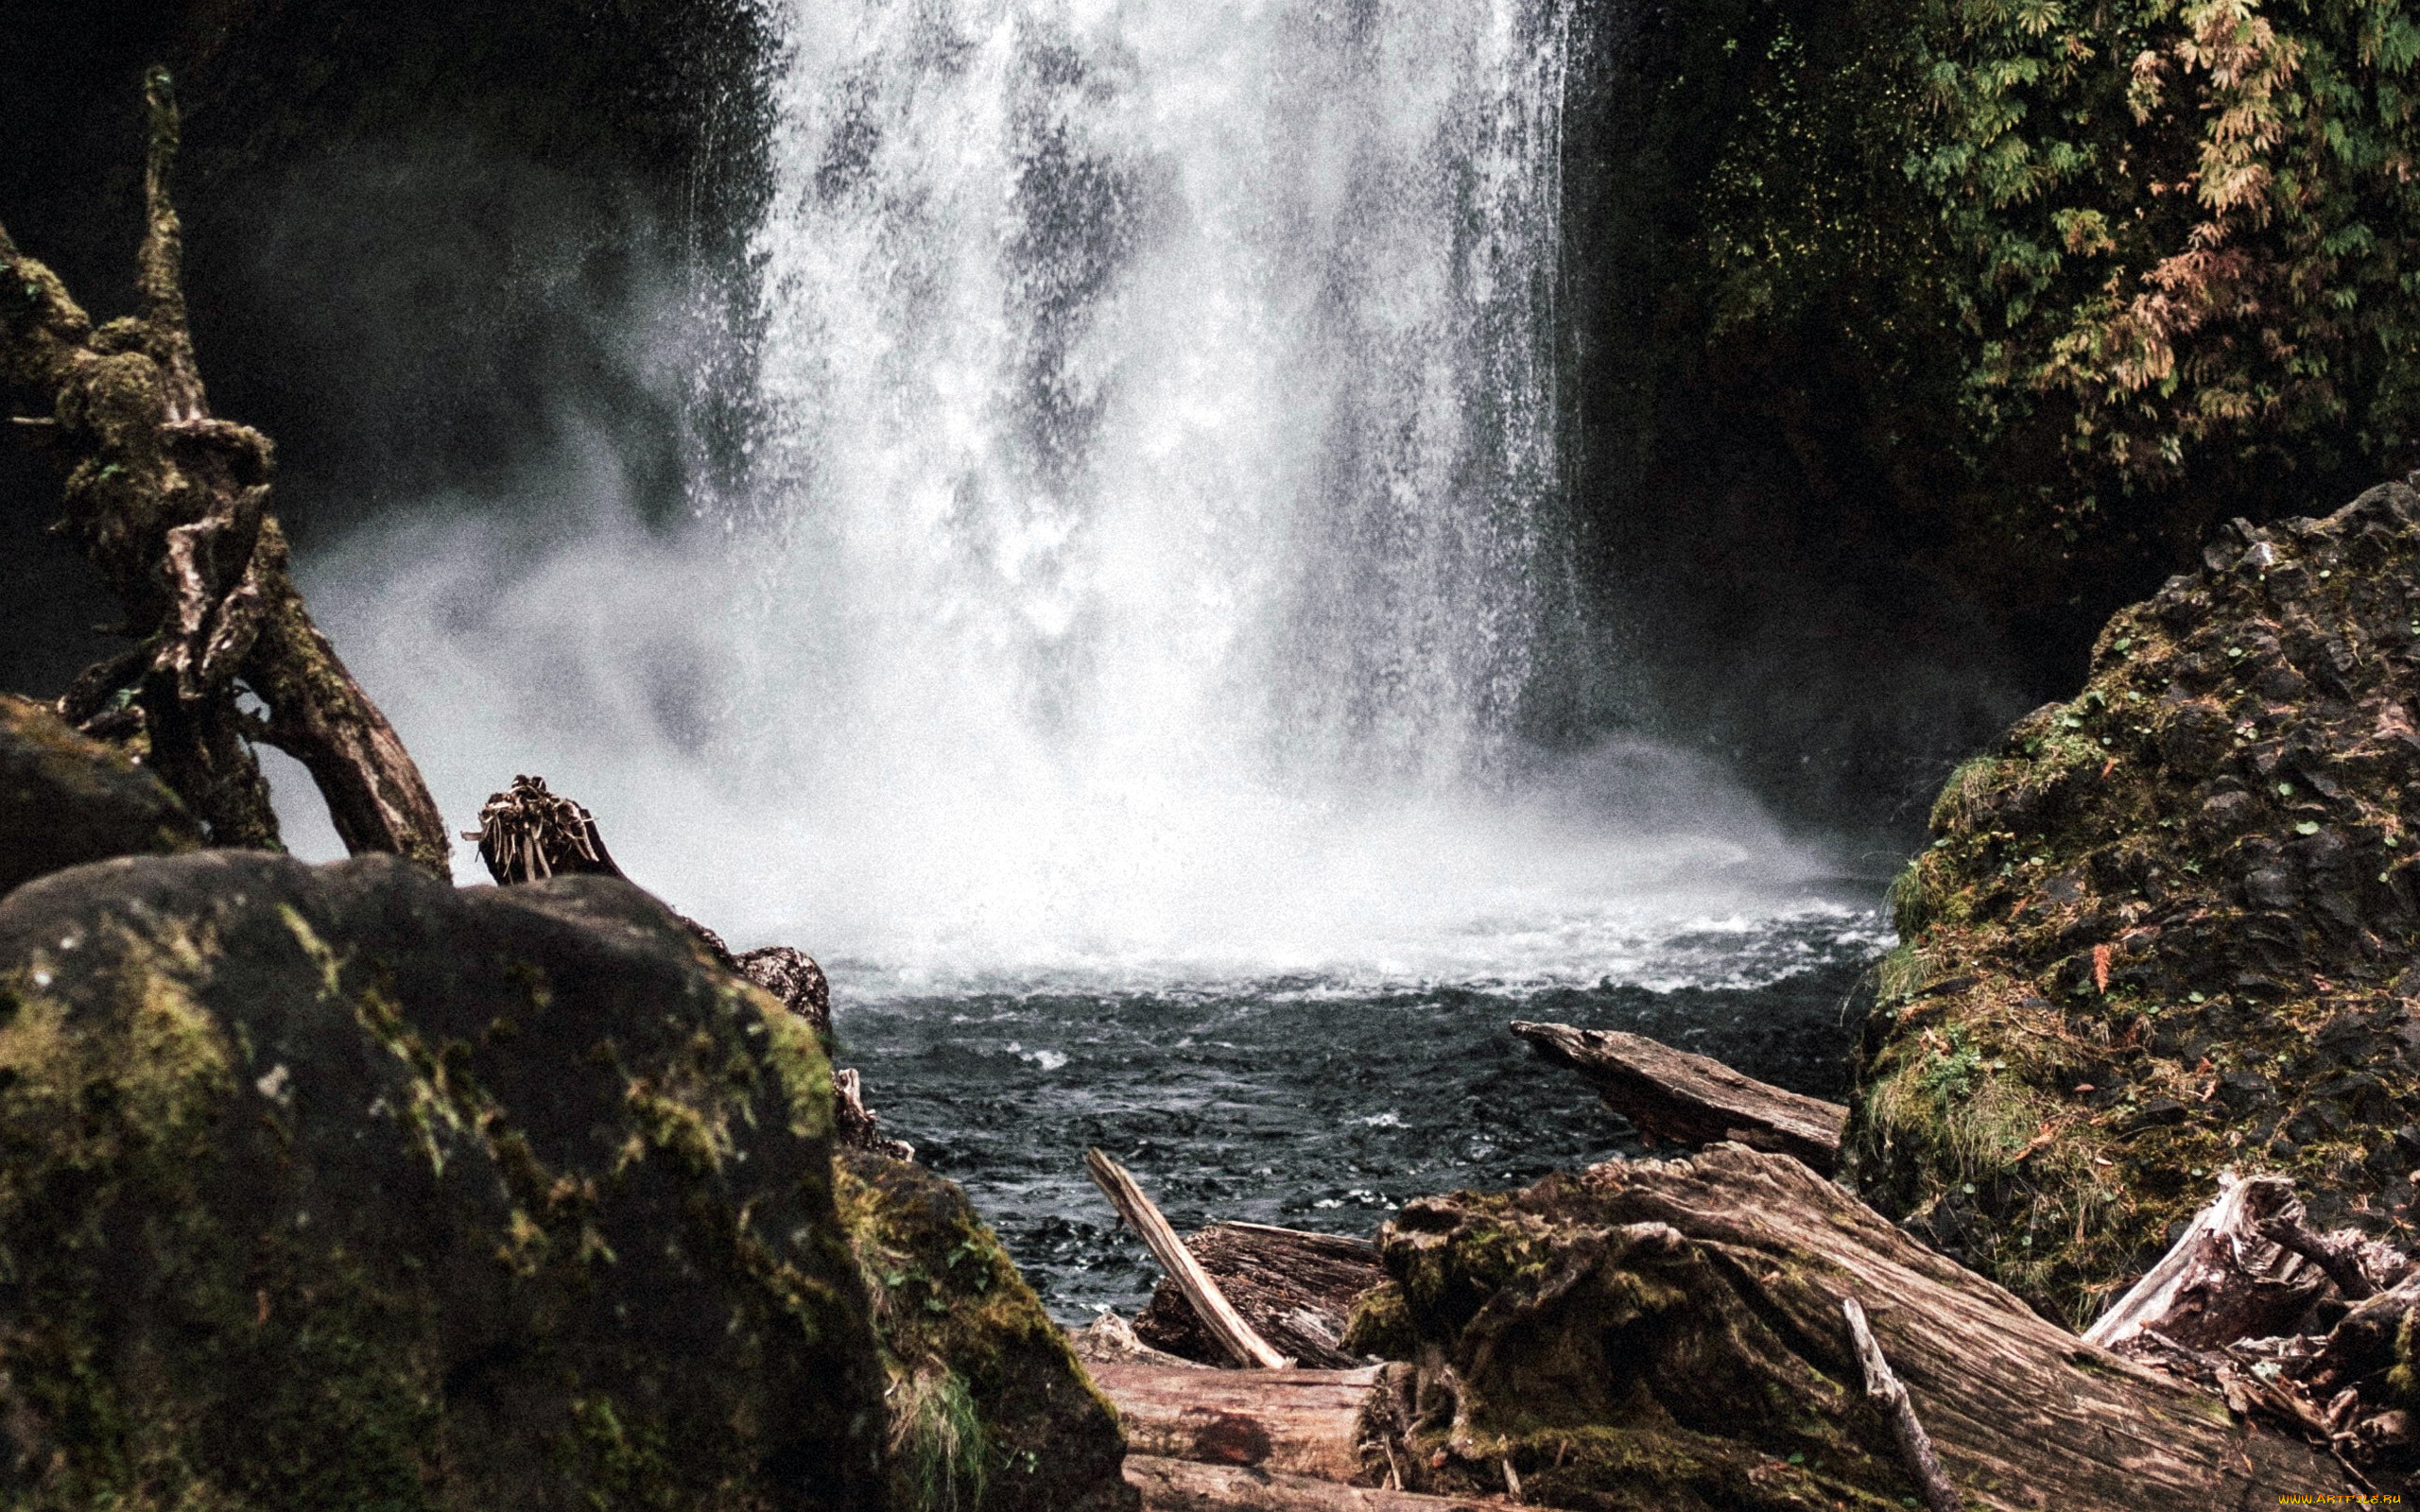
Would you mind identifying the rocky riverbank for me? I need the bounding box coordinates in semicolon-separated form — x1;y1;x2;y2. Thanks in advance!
13;468;2420;1506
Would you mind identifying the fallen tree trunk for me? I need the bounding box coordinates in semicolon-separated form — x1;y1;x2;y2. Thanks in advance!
1089;1361;1379;1483
1352;1143;2352;1508
1508;1021;1844;1174
0;70;448;871
1135;1223;1384;1370
1122;1456;1501;1512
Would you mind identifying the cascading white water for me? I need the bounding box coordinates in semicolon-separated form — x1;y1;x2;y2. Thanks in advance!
745;0;1563;792
712;0;1582;965
285;0;1867;988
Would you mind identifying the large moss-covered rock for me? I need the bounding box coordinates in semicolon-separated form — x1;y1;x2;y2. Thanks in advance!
1849;477;2420;1326
0;850;886;1509
837;1152;1135;1512
0;693;200;898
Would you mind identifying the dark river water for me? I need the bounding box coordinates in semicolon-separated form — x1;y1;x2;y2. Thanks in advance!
831;902;1889;1320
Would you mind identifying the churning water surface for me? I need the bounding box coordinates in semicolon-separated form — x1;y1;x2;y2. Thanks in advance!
274;0;1893;1314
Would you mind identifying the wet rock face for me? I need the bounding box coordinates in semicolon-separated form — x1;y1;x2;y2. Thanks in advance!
0;851;886;1510
0;694;199;898
1849;478;2420;1326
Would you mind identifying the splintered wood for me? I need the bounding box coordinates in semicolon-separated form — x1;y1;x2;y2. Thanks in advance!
1134;1223;1383;1369
2083;1171;2320;1350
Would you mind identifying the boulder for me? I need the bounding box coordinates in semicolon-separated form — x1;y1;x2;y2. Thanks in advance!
1850;477;2420;1325
0;693;199;898
0;850;888;1509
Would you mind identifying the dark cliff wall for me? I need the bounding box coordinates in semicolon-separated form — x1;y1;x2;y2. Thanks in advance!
1557;0;2420;833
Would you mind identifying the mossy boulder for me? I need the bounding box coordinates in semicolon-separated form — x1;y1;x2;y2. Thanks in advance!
1848;476;2420;1326
0;693;200;898
0;849;887;1509
837;1152;1135;1512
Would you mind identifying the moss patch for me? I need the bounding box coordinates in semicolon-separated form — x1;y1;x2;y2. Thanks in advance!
1346;1178;1922;1511
1846;479;2420;1325
0;850;886;1510
0;693;200;900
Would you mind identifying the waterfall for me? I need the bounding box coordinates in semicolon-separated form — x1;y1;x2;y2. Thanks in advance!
290;0;1843;988
742;0;1565;800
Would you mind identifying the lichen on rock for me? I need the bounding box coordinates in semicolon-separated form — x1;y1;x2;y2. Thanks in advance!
1848;476;2420;1327
0;849;887;1509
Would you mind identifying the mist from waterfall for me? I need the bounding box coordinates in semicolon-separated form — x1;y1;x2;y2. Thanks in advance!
280;0;1877;990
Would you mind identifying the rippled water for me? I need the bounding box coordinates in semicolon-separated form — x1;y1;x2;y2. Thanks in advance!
837;898;1889;1319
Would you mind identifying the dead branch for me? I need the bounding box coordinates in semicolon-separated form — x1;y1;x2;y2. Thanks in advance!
1841;1296;1962;1512
1087;1149;1291;1369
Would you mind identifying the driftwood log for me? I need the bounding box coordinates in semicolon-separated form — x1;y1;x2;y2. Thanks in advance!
1356;1143;2351;1507
1088;1150;1291;1369
1088;1361;1379;1483
1509;1020;1845;1174
1121;1457;1500;1512
1135;1224;1384;1370
1;69;448;872
2083;1171;2322;1350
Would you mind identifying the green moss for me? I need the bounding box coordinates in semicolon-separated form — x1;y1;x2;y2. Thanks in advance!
1362;1186;1927;1511
834;1152;1132;1512
0;854;891;1508
1846;490;2420;1323
1339;1281;1420;1360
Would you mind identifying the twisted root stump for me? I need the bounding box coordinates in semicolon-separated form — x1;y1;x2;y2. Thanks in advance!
1;69;446;871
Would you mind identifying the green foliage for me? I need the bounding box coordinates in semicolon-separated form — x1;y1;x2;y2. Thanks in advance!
1900;0;2420;488
1665;0;2420;583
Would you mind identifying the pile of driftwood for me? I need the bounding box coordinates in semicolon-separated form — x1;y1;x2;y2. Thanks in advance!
1072;1020;2414;1509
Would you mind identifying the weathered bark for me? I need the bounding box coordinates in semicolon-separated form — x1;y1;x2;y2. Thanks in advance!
1354;1143;2352;1508
2083;1172;2323;1350
1509;1020;1845;1173
1136;1224;1384;1370
1073;1313;1212;1370
1088;1150;1291;1369
0;69;449;873
1122;1457;1500;1512
1088;1362;1379;1483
